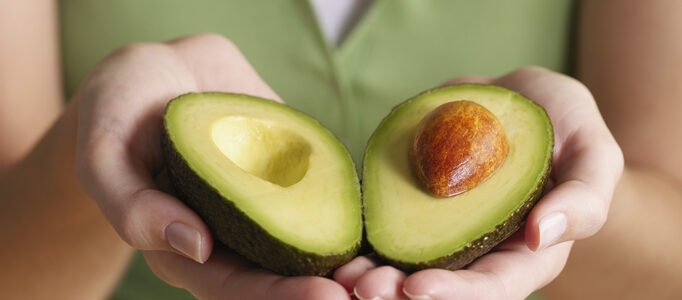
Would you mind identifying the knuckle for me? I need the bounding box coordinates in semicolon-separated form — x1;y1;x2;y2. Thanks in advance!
114;211;139;247
74;133;123;187
116;190;168;250
96;42;170;73
183;33;237;49
597;200;610;226
112;42;146;55
109;42;163;59
496;66;553;87
113;196;148;248
586;194;609;235
507;65;553;80
520;65;551;74
569;180;609;238
511;66;593;95
195;32;232;43
612;142;625;177
568;78;595;100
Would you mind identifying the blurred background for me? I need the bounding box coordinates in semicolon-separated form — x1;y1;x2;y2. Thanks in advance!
1;0;681;299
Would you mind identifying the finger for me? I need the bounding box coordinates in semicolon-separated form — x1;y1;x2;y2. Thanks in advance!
490;66;624;249
334;256;379;293
403;238;573;300
77;138;212;263
142;249;350;300
524;135;621;250
525;87;622;249
167;33;283;103
353;266;408;300
441;76;492;86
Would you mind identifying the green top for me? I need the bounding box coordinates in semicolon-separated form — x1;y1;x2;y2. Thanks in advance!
58;0;573;299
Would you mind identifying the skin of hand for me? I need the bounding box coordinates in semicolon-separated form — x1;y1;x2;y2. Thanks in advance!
542;0;682;298
74;33;350;300
335;67;624;300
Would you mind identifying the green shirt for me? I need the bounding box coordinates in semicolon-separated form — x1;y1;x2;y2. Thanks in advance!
59;1;574;298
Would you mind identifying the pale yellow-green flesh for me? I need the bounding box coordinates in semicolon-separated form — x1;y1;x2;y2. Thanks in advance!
165;93;362;255
363;85;553;263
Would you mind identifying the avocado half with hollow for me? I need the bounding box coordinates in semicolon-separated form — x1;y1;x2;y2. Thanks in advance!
162;93;362;276
363;84;553;272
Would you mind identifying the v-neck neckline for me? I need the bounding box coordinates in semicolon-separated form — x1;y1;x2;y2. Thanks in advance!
299;0;388;152
303;0;386;58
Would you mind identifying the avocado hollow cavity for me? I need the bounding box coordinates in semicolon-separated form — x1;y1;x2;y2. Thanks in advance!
211;116;311;187
410;101;509;197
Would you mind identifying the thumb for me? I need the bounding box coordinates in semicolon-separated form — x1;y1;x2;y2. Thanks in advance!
76;135;213;263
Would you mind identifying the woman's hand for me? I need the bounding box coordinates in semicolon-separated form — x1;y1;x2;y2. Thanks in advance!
336;67;624;300
74;33;350;300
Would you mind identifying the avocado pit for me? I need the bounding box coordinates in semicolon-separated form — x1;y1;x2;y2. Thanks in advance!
410;100;509;197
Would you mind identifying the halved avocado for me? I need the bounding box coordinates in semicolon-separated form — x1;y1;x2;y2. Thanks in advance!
162;93;362;276
362;84;553;272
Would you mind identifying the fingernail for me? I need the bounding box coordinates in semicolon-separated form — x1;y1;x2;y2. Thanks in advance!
354;286;383;300
537;212;567;251
403;288;433;300
166;222;204;263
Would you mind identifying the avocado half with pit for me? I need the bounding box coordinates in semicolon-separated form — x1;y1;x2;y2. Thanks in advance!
363;84;553;272
162;93;362;276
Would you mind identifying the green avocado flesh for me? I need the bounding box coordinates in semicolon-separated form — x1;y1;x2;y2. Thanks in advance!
162;93;362;276
363;84;553;272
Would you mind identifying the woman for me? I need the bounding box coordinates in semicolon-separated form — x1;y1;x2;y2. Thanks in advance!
1;1;679;299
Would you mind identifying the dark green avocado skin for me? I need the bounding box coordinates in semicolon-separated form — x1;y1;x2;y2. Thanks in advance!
371;168;550;273
161;112;360;277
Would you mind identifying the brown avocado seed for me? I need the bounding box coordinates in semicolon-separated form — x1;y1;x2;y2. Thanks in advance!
410;100;509;197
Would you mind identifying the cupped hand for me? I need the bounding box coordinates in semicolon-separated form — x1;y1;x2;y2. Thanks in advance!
74;33;350;300
335;67;624;300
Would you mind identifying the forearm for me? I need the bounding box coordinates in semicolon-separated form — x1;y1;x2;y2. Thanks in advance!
0;0;63;170
546;1;682;297
543;165;682;299
0;101;133;300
